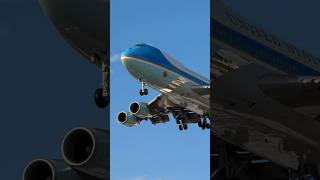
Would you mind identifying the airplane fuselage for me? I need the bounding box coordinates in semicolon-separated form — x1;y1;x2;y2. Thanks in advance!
121;44;210;115
212;1;320;78
39;0;109;65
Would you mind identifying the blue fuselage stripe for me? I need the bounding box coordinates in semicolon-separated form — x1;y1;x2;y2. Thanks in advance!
128;54;209;86
211;19;320;75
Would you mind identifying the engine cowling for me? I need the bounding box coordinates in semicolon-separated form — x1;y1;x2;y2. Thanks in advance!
23;159;83;180
62;127;109;179
129;101;152;119
117;111;140;127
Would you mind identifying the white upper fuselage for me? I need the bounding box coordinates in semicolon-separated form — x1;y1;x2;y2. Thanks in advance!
121;43;210;115
213;0;320;78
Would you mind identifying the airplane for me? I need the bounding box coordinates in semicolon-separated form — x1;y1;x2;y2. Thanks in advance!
212;0;320;179
117;43;211;131
38;0;110;108
23;0;110;179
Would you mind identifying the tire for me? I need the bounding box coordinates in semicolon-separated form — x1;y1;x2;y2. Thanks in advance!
139;89;144;96
206;123;211;129
198;121;202;127
183;124;188;130
179;125;183;131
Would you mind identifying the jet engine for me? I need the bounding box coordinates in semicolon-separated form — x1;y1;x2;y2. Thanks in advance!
129;101;152;119
117;112;141;127
23;159;80;180
62;128;108;179
23;127;109;180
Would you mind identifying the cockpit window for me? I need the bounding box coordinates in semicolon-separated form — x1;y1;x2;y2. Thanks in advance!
135;43;146;47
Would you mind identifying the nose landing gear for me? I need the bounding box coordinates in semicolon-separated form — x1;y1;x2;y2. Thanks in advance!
95;87;108;108
139;80;148;96
93;53;109;108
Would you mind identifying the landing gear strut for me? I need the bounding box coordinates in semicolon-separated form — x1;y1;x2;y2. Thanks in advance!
139;80;148;96
95;60;109;108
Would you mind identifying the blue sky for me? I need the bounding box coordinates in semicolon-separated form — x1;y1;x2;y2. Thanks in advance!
110;0;210;179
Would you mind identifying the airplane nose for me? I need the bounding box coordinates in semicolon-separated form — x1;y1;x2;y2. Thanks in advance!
120;44;147;61
120;48;132;61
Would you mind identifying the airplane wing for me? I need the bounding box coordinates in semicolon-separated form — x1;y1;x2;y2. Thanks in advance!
259;75;320;108
117;94;206;129
212;51;320;110
191;85;211;97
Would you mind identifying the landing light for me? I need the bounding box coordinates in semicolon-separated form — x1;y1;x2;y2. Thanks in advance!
121;56;129;61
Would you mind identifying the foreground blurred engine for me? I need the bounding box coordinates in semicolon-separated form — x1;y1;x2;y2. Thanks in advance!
62;128;108;179
23;127;109;180
24;159;83;180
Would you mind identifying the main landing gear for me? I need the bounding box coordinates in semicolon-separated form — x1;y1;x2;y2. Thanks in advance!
173;109;188;131
198;117;210;130
177;119;188;131
139;80;148;96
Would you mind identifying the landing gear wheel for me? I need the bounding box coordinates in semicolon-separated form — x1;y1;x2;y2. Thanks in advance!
179;125;183;131
198;121;202;127
183;123;188;130
206;123;210;129
144;89;148;95
139;89;144;96
139;89;148;96
95;88;108;108
202;124;206;130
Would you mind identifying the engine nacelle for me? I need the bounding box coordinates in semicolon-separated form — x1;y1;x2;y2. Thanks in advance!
23;159;83;180
129;101;152;119
62;127;109;179
117;111;140;127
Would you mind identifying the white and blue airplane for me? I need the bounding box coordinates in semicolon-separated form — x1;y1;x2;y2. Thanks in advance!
212;0;320;178
117;43;210;131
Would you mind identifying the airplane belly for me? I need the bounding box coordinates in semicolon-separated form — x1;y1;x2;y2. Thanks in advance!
212;64;320;169
39;0;109;64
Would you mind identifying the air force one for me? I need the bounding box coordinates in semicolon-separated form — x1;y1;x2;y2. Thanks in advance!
212;0;320;178
117;44;211;130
